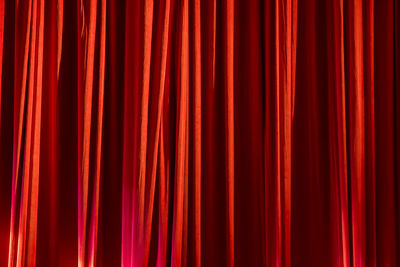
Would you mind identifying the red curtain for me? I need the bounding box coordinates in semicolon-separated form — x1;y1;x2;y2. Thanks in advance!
0;0;399;266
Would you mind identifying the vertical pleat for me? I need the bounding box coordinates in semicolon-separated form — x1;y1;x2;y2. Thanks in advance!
234;0;264;265
274;2;282;265
36;0;62;264
192;0;201;266
362;0;376;266
171;0;188;266
282;2;295;266
137;0;153;253
395;0;400;263
263;0;271;264
122;0;140;264
0;0;12;265
78;0;97;264
9;0;32;264
346;0;366;265
155;0;172;264
292;0;327;265
326;0;350;266
201;0;219;265
375;0;397;265
224;0;234;265
266;0;297;266
88;0;105;265
76;0;84;261
26;0;44;265
16;0;37;265
100;0;123;264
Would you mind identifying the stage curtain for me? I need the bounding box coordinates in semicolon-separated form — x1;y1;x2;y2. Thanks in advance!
0;0;399;266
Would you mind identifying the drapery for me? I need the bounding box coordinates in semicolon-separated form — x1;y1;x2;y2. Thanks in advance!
0;0;399;266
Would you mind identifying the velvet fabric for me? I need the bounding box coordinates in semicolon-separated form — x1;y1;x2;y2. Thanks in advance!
0;0;399;266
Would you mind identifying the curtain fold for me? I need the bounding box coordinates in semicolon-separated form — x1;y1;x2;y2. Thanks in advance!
0;0;399;266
